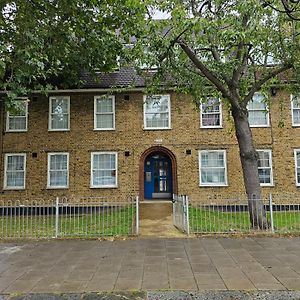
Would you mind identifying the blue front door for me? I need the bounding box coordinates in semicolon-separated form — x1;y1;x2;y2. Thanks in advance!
144;154;172;199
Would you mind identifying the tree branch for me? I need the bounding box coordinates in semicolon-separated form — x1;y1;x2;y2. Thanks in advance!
244;63;293;103
177;38;232;101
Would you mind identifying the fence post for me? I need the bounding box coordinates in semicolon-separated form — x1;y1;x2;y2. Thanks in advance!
185;195;190;236
172;194;176;225
136;196;139;236
55;197;59;238
269;193;274;233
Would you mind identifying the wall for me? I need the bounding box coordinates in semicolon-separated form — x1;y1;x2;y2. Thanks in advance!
1;90;300;203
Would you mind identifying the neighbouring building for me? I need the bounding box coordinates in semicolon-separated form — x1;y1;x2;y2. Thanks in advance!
1;68;300;203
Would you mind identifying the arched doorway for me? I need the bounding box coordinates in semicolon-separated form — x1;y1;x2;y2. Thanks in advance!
139;146;177;200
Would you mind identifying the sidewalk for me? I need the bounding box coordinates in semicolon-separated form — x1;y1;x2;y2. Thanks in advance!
0;237;300;294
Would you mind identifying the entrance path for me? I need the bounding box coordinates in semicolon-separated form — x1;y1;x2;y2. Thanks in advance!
0;237;300;293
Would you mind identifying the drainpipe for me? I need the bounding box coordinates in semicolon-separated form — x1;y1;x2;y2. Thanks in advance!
0;97;4;192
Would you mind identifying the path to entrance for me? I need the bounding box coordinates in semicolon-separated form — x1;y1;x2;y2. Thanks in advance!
139;201;185;238
1;237;300;293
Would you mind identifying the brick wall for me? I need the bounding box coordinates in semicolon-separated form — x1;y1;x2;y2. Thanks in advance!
1;90;300;203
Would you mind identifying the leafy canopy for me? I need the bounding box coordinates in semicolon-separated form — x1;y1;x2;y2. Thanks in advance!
136;0;300;107
0;0;146;106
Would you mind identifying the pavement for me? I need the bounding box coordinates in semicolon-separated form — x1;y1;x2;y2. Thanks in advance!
0;237;300;297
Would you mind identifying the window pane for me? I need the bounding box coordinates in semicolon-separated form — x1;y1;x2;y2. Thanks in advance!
201;168;225;184
202;114;220;126
292;96;300;109
146;113;169;128
96;114;113;129
93;170;116;186
7;155;24;171
293;109;300;124
258;152;270;168
50;171;68;186
248;93;266;110
258;169;271;184
96;98;113;113
94;154;115;169
50;155;68;170
51;99;68;113
8;116;26;130
248;111;268;126
7;102;27;131
145;95;170;129
7;171;24;187
6;155;25;188
50;98;69;130
51;114;68;129
49;154;68;187
201;152;224;167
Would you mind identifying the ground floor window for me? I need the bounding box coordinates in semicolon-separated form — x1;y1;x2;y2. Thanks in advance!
91;152;118;188
4;153;26;190
199;150;227;186
257;150;273;186
294;149;300;186
47;153;69;188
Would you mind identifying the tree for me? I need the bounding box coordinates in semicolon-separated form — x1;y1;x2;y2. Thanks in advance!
136;0;300;228
0;0;145;108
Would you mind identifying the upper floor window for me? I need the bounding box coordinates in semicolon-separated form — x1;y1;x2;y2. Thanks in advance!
47;153;69;189
91;152;118;188
248;93;269;127
49;96;70;131
144;95;171;129
291;95;300;126
94;95;115;130
257;150;273;186
199;150;227;186
6;100;28;132
294;149;300;186
4;153;26;190
200;98;222;128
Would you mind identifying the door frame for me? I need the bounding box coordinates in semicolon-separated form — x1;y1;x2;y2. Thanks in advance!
139;146;178;201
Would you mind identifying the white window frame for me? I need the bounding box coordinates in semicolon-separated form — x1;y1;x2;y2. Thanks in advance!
143;95;171;130
48;96;70;131
199;150;228;187
247;92;270;128
47;152;69;189
4;153;26;190
291;95;300;127
6;100;28;132
94;95;115;130
257;149;273;186
294;149;300;186
90;152;118;188
200;98;222;128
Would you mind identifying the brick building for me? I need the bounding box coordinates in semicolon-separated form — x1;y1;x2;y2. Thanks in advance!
1;68;300;203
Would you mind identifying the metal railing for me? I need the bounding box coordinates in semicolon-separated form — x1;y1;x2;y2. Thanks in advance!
0;196;139;239
189;193;300;234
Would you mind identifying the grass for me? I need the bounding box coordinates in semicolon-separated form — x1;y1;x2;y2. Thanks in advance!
0;206;136;239
189;207;300;233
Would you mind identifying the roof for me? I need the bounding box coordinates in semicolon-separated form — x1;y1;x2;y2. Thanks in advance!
80;67;147;89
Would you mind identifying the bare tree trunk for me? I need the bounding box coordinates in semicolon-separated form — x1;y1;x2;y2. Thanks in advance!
231;105;269;229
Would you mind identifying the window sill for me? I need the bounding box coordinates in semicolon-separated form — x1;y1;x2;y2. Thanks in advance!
48;129;70;132
143;127;172;131
249;125;270;128
200;126;223;129
3;187;25;191
93;128;115;131
199;184;228;187
90;185;118;189
46;186;69;190
5;130;28;133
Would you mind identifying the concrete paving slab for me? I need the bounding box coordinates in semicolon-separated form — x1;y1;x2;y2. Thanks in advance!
1;237;300;294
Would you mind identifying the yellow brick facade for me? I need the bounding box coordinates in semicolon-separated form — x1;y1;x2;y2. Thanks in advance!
1;90;300;203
